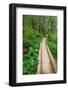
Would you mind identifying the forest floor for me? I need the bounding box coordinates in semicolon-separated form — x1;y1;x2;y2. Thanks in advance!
37;38;55;74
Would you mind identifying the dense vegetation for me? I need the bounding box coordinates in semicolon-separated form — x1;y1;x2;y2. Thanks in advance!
23;27;42;74
23;15;57;75
47;32;57;60
45;16;57;60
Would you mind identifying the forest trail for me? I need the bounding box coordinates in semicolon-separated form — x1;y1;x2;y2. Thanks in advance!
37;38;56;74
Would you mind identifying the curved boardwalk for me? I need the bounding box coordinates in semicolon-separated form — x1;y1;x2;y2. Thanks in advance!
37;38;56;74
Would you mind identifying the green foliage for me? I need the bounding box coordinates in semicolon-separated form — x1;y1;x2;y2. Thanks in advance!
47;32;57;61
23;15;57;36
23;41;40;75
23;25;42;75
47;41;57;60
47;32;57;43
23;26;42;48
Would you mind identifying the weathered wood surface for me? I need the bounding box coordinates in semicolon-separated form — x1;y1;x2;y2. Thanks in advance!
37;38;57;74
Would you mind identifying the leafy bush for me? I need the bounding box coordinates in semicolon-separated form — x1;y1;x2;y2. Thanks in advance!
47;32;57;61
23;26;41;48
23;42;40;74
47;41;57;60
23;26;42;75
47;32;57;43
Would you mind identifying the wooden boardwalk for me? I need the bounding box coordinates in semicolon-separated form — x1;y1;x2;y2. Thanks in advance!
37;38;57;74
